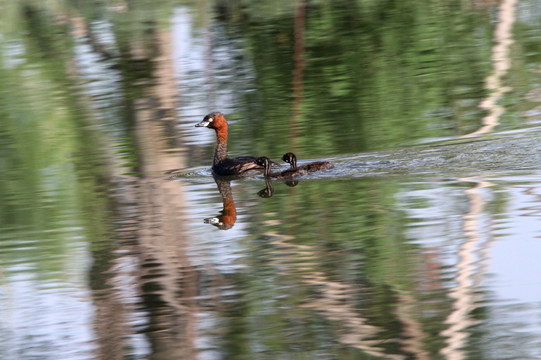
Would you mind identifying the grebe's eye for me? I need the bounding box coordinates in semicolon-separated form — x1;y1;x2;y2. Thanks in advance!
208;117;214;122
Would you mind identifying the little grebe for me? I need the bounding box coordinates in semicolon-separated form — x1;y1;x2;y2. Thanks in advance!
281;152;333;171
195;112;268;176
257;156;309;179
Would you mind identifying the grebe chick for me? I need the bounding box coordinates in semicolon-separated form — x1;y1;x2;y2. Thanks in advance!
281;152;334;172
256;156;309;179
195;112;271;176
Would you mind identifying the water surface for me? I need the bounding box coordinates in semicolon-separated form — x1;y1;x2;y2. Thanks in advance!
1;1;541;359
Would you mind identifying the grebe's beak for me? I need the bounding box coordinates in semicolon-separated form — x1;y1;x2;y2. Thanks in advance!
195;119;211;127
195;114;214;127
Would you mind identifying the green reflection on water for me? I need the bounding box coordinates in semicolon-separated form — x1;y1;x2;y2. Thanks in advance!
205;177;452;358
0;2;111;279
210;0;494;156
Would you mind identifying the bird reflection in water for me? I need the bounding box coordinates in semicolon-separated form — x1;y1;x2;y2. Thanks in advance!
257;178;299;198
204;175;237;230
204;175;301;229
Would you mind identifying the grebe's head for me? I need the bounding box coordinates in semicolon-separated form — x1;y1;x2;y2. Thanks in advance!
195;111;227;129
256;156;270;167
281;152;297;169
256;156;272;177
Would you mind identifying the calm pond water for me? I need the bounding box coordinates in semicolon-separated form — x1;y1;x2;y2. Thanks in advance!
1;1;541;359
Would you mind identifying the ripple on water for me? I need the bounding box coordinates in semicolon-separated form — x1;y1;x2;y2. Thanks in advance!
164;126;541;184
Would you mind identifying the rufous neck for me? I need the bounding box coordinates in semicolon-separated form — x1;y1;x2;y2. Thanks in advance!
214;142;228;165
213;124;229;164
214;122;228;144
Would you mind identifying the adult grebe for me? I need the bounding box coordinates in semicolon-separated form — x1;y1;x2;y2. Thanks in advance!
195;112;269;176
